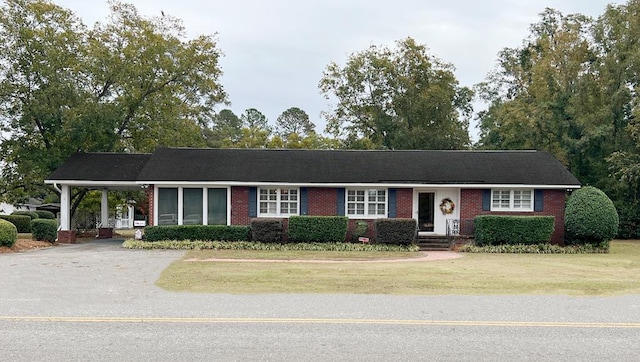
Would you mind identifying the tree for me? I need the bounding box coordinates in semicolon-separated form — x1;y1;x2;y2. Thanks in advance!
0;0;226;205
319;37;472;150
204;109;242;147
236;108;271;148
275;107;315;137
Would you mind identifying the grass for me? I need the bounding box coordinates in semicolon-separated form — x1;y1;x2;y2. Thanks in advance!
156;240;640;296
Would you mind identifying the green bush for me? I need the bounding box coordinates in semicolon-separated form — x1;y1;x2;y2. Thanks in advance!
250;218;283;243
144;225;250;242
12;210;39;220
31;219;58;242
0;214;32;233
287;216;348;243
374;218;417;245
35;210;56;219
565;186;619;245
0;218;18;247
474;215;555;246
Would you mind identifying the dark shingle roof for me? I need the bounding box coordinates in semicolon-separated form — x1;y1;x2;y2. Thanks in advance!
47;153;151;182
133;148;579;186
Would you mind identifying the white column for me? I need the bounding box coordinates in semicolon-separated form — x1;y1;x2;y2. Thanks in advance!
101;189;109;228
127;204;135;228
60;184;71;230
202;188;208;225
177;186;183;225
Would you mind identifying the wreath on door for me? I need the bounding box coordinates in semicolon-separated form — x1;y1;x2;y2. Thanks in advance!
439;198;455;214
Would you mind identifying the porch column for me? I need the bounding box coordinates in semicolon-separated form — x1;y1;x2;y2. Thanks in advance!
97;189;113;239
101;189;109;227
57;184;76;243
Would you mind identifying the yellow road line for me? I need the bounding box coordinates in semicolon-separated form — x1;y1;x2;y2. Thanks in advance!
1;316;640;328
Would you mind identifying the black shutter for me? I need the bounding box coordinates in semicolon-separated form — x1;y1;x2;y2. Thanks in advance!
534;189;544;212
482;189;491;211
249;187;257;217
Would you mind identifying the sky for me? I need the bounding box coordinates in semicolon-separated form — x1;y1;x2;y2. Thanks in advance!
55;0;625;138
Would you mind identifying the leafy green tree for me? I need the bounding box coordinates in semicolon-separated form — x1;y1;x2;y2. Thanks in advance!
204;109;243;147
235;108;271;148
275;107;315;137
0;0;226;205
319;37;472;150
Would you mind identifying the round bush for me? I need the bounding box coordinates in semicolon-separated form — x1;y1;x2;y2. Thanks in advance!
0;218;18;247
35;210;56;219
565;186;619;245
12;210;39;220
31;219;58;243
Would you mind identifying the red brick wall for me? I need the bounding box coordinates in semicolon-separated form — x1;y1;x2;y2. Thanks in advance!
396;188;413;218
231;186;251;225
460;189;567;245
307;188;338;215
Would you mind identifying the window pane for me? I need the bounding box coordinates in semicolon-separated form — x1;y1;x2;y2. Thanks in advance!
158;188;178;225
183;188;203;225
207;188;227;225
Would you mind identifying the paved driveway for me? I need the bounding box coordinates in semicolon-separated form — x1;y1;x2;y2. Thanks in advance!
2;240;640;361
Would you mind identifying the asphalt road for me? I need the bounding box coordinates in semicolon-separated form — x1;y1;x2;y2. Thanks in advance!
1;240;640;361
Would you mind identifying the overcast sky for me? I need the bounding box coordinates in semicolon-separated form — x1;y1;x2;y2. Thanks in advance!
56;0;624;138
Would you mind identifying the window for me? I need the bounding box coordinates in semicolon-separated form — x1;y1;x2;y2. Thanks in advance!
347;189;386;217
157;188;178;225
183;188;203;225
207;188;227;225
259;188;298;216
491;189;533;211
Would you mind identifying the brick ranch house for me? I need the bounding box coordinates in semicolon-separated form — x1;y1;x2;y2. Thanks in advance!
46;148;580;244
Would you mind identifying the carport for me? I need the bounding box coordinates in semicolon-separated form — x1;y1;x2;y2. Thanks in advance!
45;153;151;243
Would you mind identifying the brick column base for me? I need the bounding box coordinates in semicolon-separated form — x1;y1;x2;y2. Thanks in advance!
57;230;77;243
97;228;113;239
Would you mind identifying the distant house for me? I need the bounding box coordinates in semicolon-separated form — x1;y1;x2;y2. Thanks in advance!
46;148;580;243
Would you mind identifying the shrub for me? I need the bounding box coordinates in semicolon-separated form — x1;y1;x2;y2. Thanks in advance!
143;225;250;242
474;215;555;246
459;243;609;254
0;218;18;247
352;220;369;242
31;219;57;242
35;210;56;219
123;240;420;252
287;216;348;243
12;210;39;220
250;218;283;243
0;214;32;233
375;218;417;245
565;186;619;245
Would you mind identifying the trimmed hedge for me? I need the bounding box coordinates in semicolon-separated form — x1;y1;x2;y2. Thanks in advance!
375;218;417;245
474;215;555;246
12;211;39;220
288;216;348;243
144;225;250;242
0;214;32;233
35;210;56;219
31;219;57;242
250;218;283;243
0;218;18;247
565;186;619;245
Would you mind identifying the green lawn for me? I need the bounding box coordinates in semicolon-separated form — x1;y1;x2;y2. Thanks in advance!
156;240;640;296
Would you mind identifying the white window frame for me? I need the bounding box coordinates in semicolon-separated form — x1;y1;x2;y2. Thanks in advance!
491;189;534;212
346;188;387;218
258;187;299;217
